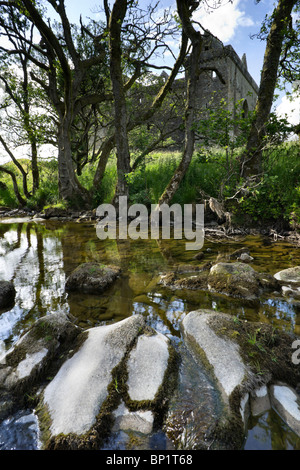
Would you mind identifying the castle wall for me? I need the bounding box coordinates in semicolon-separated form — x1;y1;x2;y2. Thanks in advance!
127;33;259;150
194;34;258;119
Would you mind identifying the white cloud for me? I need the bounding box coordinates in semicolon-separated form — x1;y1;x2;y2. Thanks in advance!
277;93;300;124
193;0;254;43
276;87;300;140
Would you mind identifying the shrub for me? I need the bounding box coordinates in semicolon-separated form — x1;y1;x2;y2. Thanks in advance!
237;143;300;224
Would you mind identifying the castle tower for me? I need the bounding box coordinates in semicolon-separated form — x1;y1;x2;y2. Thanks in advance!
192;32;258;126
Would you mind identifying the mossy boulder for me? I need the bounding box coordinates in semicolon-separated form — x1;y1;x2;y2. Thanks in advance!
0;280;16;310
0;313;80;420
37;316;178;450
158;261;279;301
65;262;121;294
207;262;279;300
207;262;260;300
179;309;300;449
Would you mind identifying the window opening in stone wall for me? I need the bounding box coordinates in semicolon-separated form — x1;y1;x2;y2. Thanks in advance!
242;99;249;119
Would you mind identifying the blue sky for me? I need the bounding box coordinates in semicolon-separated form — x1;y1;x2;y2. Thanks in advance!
60;0;299;126
62;0;275;86
0;0;290;96
0;0;299;163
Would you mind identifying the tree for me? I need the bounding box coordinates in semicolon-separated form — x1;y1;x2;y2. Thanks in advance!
0;6;53;200
240;0;298;178
0;0;190;208
195;96;253;198
156;0;202;206
107;0;131;204
104;0;189;205
0;0;113;206
156;0;232;206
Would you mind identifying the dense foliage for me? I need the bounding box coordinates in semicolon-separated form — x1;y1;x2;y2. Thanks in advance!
0;0;299;230
1;140;299;228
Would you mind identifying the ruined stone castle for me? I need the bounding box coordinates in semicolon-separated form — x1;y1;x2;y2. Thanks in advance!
156;32;259;146
194;31;258;118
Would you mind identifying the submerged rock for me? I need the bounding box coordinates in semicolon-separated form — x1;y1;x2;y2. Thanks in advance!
165;341;220;450
207;262;261;300
159;261;279;301
249;385;271;417
274;266;300;284
208;262;280;300
274;266;300;300
112;402;154;434
0;280;16;310
65;262;121;294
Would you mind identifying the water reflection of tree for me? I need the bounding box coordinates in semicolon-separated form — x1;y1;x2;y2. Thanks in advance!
0;223;47;343
0;223;23;255
9;224;33;283
13;224;46;320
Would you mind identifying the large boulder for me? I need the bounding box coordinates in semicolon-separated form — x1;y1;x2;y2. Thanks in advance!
40;315;145;447
112;328;177;440
207;262;260;300
65;262;121;294
165;340;222;450
126;330;170;402
0;281;16;310
38;316;178;450
178;309;300;449
207;262;279;300
0;312;80;420
158;261;279;301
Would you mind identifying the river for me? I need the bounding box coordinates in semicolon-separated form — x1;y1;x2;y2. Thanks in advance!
0;218;300;450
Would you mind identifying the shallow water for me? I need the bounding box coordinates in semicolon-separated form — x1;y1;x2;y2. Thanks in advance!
0;219;300;450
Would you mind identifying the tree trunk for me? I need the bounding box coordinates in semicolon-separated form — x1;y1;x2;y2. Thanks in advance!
0;165;26;206
241;0;297;178
57;118;90;207
109;0;131;206
0;135;31;199
31;140;39;194
157;0;202;206
93;135;115;189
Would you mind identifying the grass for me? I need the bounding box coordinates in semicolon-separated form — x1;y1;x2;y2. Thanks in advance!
0;142;299;227
0;158;60;209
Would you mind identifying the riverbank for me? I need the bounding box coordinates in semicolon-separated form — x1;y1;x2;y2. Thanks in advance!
0;206;299;247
